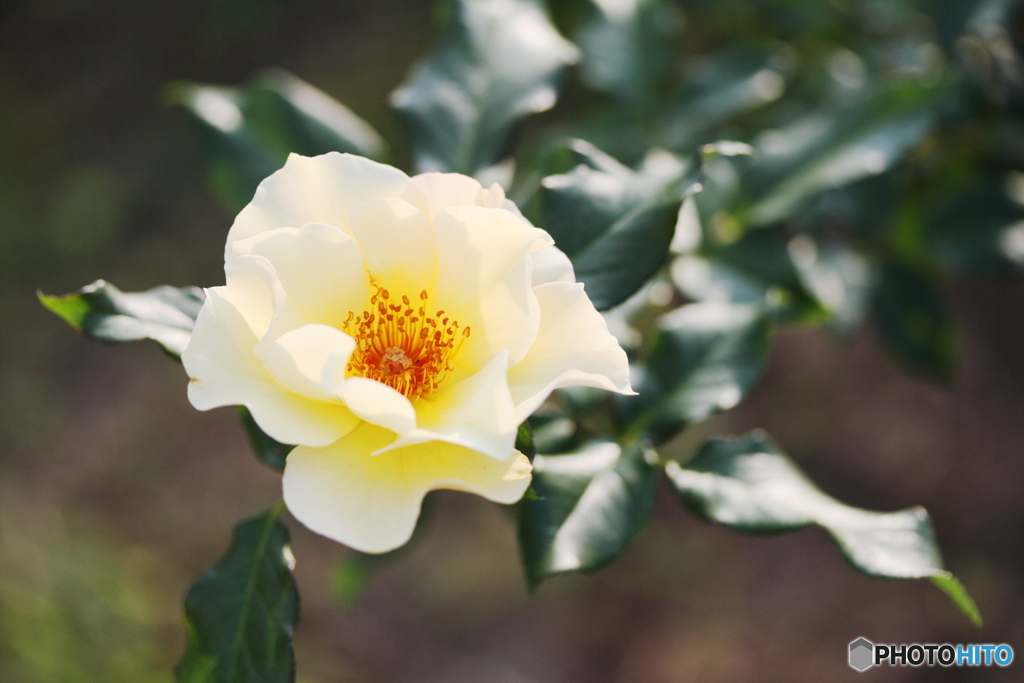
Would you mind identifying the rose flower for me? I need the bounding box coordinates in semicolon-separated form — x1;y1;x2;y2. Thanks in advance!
183;152;632;553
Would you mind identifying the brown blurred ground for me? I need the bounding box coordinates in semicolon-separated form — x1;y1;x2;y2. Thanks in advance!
1;1;1022;681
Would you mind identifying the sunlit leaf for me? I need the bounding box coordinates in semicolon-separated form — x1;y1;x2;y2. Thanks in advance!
39;280;204;358
168;70;385;210
575;0;681;109
873;262;957;384
745;97;936;227
666;432;981;627
519;441;658;588
177;504;299;683
541;139;701;309
788;236;879;337
391;0;578;176
616;301;770;443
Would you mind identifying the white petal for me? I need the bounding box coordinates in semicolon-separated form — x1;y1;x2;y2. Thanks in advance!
379;350;516;460
349;198;437;296
183;289;359;446
411;172;487;218
329;377;417;437
283;422;532;553
260;324;355;401
508;281;633;423
530;244;576;287
232;222;369;332
222;254;280;338
433;206;549;369
224;152;428;251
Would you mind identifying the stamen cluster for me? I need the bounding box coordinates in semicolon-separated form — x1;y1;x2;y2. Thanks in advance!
343;285;469;399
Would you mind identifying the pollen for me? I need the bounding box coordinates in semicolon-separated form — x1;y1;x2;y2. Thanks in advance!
343;285;469;400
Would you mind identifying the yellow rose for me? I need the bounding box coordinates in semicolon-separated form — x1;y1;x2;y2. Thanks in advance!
183;152;632;552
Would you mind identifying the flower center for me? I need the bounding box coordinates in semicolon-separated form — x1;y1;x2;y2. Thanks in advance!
342;285;470;400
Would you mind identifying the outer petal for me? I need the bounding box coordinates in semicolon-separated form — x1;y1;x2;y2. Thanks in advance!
232;223;369;333
349;198;437;296
283;422;532;553
378;350;517;460
507;281;633;423
224;152;428;251
529;244;576;287
412;172;492;218
433;206;549;369
183;289;359;446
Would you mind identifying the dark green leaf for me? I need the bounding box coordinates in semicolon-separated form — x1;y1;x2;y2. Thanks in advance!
665;432;981;626
237;407;293;472
167;70;384;210
575;0;681;109
673;229;827;323
788;236;879;337
519;441;658;588
391;0;579;176
39;280;204;358
873;262;957;384
515;421;537;462
177;504;299;683
925;172;1024;277
541;139;701;309
616;301;770;443
735;86;943;229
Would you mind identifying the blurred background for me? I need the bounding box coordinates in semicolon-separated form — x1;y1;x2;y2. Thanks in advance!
2;0;1023;681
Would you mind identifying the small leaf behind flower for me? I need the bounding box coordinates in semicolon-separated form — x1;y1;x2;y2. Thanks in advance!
177;504;299;683
39;279;204;358
541;139;703;310
519;441;658;588
238;407;293;472
665;432;981;627
616;301;771;444
168;70;385;210
391;0;579;176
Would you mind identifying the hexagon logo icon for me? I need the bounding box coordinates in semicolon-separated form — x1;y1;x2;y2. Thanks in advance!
849;637;874;671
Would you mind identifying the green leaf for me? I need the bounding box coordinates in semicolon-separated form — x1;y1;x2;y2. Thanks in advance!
237;407;293;472
744;97;936;228
575;0;681;109
616;301;770;443
788;236;879;337
541;139;701;310
391;0;579;176
177;504;299;683
168;70;385;210
39;279;204;358
519;441;658;588
873;262;957;384
665;432;981;627
924;172;1024;277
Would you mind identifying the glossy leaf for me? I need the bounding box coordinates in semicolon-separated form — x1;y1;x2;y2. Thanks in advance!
616;301;770;443
237;407;293;472
666;432;981;627
177;504;299;683
873;262;957;384
741;89;937;228
168;70;385;209
788;236;879;337
519;441;658;588
575;0;681;109
541;139;701;309
391;0;578;176
39;279;204;358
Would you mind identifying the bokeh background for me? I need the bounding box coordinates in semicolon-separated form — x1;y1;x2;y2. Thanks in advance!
2;0;1023;681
